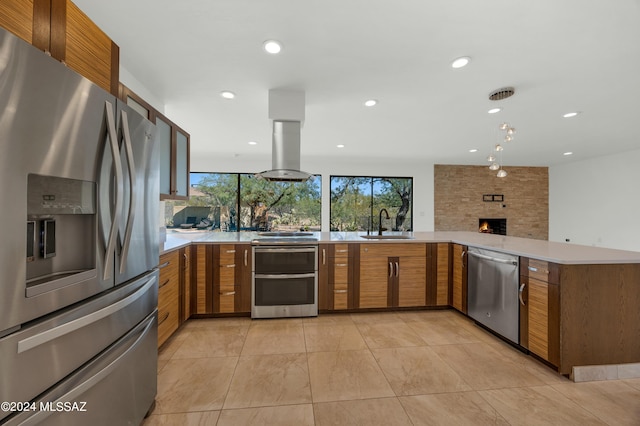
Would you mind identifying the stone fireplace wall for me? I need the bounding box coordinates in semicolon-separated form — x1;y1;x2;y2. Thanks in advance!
434;165;548;240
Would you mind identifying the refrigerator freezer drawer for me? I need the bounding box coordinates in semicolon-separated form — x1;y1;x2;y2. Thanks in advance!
0;271;158;420
3;310;157;426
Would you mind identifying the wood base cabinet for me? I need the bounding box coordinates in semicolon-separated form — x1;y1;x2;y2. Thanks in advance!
519;258;560;367
427;243;450;306
319;244;354;311
158;250;180;347
213;244;251;314
451;244;467;313
357;243;427;309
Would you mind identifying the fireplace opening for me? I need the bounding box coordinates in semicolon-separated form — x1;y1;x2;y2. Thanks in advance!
479;218;507;235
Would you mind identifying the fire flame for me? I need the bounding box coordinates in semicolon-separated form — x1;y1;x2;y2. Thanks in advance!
479;221;490;233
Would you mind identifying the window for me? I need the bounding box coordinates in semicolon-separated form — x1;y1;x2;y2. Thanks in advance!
163;172;321;232
330;176;413;232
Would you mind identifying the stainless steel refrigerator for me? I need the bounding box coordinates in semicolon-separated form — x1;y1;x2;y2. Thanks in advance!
0;27;159;425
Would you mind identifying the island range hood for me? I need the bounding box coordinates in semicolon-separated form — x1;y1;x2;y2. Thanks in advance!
255;90;314;182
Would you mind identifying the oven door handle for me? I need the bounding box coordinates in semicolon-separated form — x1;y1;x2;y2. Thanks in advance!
254;247;317;254
255;273;317;279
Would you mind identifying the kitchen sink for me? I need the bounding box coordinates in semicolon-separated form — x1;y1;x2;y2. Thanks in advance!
360;235;415;240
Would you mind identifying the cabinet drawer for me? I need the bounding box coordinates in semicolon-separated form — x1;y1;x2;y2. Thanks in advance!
159;251;180;286
158;305;179;346
333;261;349;284
360;243;426;258
219;244;236;265
219;262;236;285
333;290;348;310
334;244;349;257
526;259;550;282
218;287;237;313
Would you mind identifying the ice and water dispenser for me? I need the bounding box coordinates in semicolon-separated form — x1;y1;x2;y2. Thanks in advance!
26;174;97;296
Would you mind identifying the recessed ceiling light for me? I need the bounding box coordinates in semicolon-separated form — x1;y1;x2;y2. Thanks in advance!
220;91;235;99
469;149;478;153
563;112;579;118
451;56;471;69
263;40;282;54
364;99;377;107
337;144;345;148
248;141;257;145
488;107;502;114
563;151;573;156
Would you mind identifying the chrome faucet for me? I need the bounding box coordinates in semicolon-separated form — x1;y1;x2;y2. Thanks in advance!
378;208;390;235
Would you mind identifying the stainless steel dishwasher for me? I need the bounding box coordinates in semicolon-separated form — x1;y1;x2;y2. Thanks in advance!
467;247;520;344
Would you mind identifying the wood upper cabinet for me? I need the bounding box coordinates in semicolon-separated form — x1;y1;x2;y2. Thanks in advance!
520;258;560;366
1;0;119;95
451;243;467;313
158;250;180;347
157;113;190;200
319;244;354;311
0;0;35;44
357;243;426;309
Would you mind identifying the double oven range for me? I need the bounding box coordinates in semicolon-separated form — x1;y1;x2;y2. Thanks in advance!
251;233;318;318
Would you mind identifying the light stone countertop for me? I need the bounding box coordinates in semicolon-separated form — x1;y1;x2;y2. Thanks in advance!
160;230;640;265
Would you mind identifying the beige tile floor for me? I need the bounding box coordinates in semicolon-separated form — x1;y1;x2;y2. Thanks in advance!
143;310;640;425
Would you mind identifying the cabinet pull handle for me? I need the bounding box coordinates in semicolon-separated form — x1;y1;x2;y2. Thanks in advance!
335;263;348;267
389;262;393;278
461;250;466;268
158;261;170;269
183;253;187;260
158;311;170;326
226;249;236;254
220;291;236;296
336;249;348;253
159;279;170;289
225;264;236;268
395;261;399;277
322;248;326;265
519;283;526;306
528;265;549;274
244;249;248;267
334;289;348;294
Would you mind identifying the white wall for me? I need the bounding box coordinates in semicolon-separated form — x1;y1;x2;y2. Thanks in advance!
119;66;165;114
549;148;640;252
190;153;435;232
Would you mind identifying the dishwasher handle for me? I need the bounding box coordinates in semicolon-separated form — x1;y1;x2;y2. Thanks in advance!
519;283;526;306
467;250;518;266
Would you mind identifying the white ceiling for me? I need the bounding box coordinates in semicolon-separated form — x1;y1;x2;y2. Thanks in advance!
73;0;640;168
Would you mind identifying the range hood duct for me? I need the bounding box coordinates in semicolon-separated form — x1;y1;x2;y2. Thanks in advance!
256;89;313;182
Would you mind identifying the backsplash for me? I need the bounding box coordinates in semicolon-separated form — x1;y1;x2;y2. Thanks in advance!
434;165;548;240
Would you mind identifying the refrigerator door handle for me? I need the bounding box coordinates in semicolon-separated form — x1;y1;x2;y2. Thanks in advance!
17;274;157;354
118;110;137;274
103;101;124;281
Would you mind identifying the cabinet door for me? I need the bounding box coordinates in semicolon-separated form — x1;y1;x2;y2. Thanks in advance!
528;276;549;360
51;0;119;95
193;244;213;314
451;244;467;313
359;245;389;308
157;117;173;198
318;244;330;311
0;0;34;44
397;256;426;307
175;129;189;198
181;246;191;322
236;244;252;313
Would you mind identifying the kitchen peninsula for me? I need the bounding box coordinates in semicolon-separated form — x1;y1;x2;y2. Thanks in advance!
159;231;640;377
